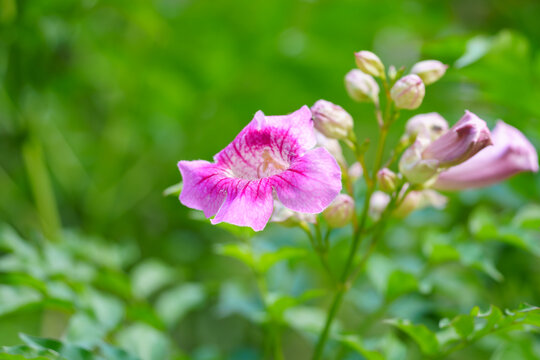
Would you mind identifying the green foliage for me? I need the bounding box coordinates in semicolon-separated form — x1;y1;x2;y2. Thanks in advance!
1;0;540;359
386;304;540;358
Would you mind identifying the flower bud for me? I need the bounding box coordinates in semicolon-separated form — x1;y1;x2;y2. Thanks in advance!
323;194;354;228
422;111;492;167
405;113;448;141
345;69;379;103
311;100;354;140
354;51;385;78
434;121;538;190
393;187;447;218
348;162;363;182
377;168;398;193
271;200;316;227
315;130;346;167
400;111;493;184
390;74;425;110
399;136;440;184
369;191;390;220
411;60;448;85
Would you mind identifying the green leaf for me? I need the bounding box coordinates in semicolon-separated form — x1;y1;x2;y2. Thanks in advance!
266;289;325;319
385;319;439;356
385;270;418;301
162;182;182;197
425;243;460;264
338;335;384;360
451;315;474;339
155;283;205;328
258;247;307;273
115;323;170;360
214;243;254;268
512;204;540;229
454;35;493;68
130;259;178;299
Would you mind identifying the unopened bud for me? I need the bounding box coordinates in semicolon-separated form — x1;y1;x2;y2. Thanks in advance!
399;136;440;184
377;168;398;193
390;74;425;110
345;69;379;103
369;191;390;220
311;100;354;140
400;111;493;184
394;188;447;218
405;113;448;141
348;162;364;182
271;200;316;227
411;60;448;85
354;51;385;78
323;194;354;228
315;130;346;167
422;111;492;167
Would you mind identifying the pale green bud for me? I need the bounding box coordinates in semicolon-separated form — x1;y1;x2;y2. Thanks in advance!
354;51;385;78
390;74;425;110
345;69;379;103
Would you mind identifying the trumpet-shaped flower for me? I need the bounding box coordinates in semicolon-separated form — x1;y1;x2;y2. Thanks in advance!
434;121;538;190
400;111;492;184
178;106;342;231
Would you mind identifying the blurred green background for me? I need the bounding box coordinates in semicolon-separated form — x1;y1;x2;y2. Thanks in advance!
1;0;540;359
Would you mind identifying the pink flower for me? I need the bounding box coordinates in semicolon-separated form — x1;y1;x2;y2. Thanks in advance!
434;121;538;190
178;106;342;231
400;111;492;184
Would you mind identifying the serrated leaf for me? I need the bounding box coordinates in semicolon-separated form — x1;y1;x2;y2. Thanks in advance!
451;315;474;339
130;259;178;299
385;319;439;356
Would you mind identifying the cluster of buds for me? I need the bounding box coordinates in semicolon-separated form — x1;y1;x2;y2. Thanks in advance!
270;49;537;231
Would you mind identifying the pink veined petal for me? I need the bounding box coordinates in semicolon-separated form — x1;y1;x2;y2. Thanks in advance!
211;178;274;231
272;147;342;213
264;105;317;150
178;160;231;217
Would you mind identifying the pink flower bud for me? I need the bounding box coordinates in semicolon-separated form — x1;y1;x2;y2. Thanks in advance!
405;112;448;141
394;187;447;218
271;200;316;227
399;136;440;184
348;162;363;182
434;121;538;190
411;60;448;85
369;191;390;220
311;100;354;140
315;130;346;167
377;168;398;193
345;69;379;103
323;194;354;227
422;111;492;167
390;74;425;110
354;51;385;78
399;111;493;184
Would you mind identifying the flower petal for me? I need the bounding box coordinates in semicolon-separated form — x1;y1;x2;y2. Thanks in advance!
211;178;273;231
272;147;342;213
178;160;229;217
263;105;317;150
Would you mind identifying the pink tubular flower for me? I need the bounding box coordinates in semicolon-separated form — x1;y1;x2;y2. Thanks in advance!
178;106;342;231
434;121;539;190
400;111;492;184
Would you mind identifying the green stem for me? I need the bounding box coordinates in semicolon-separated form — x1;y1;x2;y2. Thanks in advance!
22;138;61;242
312;128;389;360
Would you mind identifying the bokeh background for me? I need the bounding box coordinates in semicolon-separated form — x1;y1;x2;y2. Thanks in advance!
1;0;540;359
